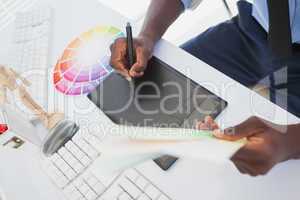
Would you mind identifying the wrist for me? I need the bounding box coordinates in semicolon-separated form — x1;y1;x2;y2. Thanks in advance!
138;31;159;47
136;33;156;57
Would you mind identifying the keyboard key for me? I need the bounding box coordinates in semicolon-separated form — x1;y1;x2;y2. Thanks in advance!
73;162;85;173
118;192;133;200
56;176;69;188
72;132;83;143
73;135;97;159
64;184;76;196
80;155;92;167
76;178;98;200
52;155;73;174
65;141;78;153
144;185;161;200
78;182;90;194
85;175;99;187
70;190;84;200
90;169;119;187
124;169;139;182
85;190;97;200
138;194;151;200
119;177;141;199
94;182;105;195
73;177;84;188
65;169;77;180
64;184;84;200
58;164;72;176
50;153;60;162
100;185;123;200
72;137;85;150
43;161;69;188
58;147;68;156
58;148;79;168
79;132;102;152
80;141;99;159
135;176;149;190
66;141;86;161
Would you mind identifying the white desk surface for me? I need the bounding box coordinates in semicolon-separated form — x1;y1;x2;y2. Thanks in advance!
0;0;300;200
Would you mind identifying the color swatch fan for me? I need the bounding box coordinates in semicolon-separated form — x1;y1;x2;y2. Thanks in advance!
53;26;124;95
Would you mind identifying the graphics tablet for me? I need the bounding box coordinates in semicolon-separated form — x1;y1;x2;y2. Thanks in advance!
88;57;227;170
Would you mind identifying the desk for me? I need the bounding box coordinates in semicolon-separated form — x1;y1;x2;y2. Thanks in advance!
0;0;300;200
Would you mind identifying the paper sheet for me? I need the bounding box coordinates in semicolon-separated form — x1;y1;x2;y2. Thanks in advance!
92;128;245;174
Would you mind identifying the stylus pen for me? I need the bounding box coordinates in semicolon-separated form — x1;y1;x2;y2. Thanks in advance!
126;22;135;72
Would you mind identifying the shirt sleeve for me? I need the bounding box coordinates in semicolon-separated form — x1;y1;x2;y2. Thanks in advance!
180;0;203;10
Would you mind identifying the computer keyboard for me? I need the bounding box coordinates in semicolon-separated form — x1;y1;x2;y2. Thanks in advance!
99;170;171;200
9;5;52;111
0;0;37;31
41;129;172;200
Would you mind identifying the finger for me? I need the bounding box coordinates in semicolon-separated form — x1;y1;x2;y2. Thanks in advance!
213;128;247;141
204;116;213;124
232;154;263;176
110;52;128;71
110;38;127;68
110;54;130;78
204;116;219;130
196;116;218;130
213;117;264;141
110;47;131;79
232;159;257;176
197;122;211;130
196;120;214;130
130;70;144;78
211;123;219;130
129;47;148;77
232;159;248;174
231;143;270;176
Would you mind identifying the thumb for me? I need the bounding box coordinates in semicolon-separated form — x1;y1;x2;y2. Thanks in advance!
213;117;264;141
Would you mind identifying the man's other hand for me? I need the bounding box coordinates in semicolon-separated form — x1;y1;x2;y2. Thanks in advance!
197;116;296;176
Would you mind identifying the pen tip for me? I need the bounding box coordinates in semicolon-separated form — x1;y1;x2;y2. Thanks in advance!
126;22;131;27
126;76;132;82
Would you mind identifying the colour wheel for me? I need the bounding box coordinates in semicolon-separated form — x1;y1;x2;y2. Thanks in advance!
53;25;124;95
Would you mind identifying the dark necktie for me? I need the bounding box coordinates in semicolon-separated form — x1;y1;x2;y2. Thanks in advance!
267;0;293;58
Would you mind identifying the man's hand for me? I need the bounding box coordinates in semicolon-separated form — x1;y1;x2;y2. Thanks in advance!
110;36;155;79
197;116;300;176
110;0;184;79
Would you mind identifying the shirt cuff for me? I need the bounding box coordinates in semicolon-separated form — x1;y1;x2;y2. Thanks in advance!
180;0;192;10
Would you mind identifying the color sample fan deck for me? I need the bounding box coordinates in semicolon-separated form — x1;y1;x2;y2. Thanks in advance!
53;26;124;95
